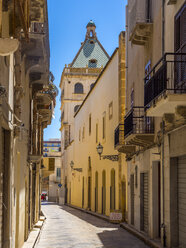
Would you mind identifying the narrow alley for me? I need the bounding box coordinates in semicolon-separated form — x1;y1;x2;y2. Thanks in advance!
36;202;149;248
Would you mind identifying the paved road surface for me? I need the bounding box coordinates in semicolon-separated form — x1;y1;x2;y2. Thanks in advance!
36;202;149;248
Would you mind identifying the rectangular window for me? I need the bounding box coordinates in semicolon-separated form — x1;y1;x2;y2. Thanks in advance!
89;114;91;135
82;126;85;140
102;112;106;140
145;60;151;83
131;88;134;108
56;168;61;178
109;102;113;120
79;128;81;141
175;4;186;53
96;123;98;143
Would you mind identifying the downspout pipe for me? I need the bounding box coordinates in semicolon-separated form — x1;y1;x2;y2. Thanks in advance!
162;0;165;56
161;1;166;246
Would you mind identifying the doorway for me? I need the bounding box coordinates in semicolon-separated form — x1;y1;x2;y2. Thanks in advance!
2;129;11;248
102;170;106;215
95;172;98;212
110;169;115;210
121;180;126;221
88;176;91;210
82;177;84;208
130;174;134;225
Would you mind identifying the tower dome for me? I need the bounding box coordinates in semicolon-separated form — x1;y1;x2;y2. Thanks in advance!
86;20;96;28
86;20;97;39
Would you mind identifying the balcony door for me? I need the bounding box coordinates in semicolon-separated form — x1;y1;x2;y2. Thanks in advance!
175;4;186;88
2;130;11;248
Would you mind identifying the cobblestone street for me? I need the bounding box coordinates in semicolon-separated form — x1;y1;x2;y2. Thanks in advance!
36;202;149;248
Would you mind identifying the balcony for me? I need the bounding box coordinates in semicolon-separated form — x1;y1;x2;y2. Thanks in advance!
144;53;186;117
167;0;177;4
38;104;53;125
114;124;136;155
128;0;152;45
124;107;154;147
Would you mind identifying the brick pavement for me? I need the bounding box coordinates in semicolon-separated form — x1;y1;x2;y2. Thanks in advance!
35;202;149;248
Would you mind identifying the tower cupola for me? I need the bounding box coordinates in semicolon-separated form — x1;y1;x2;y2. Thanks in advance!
86;20;97;39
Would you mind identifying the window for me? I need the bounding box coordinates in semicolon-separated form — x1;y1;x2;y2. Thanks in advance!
88;156;91;170
82;126;85;140
89;114;91;135
90;83;94;90
96;123;98;143
56;168;61;178
74;83;84;94
145;60;151;83
131;88;134;108
175;4;186;53
90;30;93;37
135;166;138;188
61;111;64;121
109;102;113;120
88;59;97;68
74;105;80;113
79;129;81;141
102;112;106;140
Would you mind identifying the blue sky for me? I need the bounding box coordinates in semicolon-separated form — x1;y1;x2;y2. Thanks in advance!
44;0;127;140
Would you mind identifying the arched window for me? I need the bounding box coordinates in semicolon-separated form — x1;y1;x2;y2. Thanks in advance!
74;83;84;94
88;59;97;68
95;171;98;212
90;83;94;90
90;30;93;37
74;105;80;113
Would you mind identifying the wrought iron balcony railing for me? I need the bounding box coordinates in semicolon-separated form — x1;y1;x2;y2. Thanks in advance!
124;107;154;139
144;53;186;107
30;22;46;34
114;124;124;148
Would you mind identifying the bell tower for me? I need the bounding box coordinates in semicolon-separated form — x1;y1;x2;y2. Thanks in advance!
86;20;97;39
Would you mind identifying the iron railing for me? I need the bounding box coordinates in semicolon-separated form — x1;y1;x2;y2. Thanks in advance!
144;53;186;107
30;22;45;34
124;107;154;138
114;124;124;147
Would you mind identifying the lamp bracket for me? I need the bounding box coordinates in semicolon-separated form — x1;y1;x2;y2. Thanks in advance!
72;168;82;172
102;155;119;162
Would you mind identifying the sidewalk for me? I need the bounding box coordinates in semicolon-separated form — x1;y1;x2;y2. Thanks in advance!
22;216;45;248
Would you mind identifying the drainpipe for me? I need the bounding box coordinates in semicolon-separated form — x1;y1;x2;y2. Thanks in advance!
161;1;166;247
161;120;166;247
162;0;165;56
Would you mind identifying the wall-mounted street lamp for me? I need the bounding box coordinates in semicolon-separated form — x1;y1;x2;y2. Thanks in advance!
96;143;119;162
70;160;82;172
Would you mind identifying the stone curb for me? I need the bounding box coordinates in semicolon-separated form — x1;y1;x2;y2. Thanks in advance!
120;223;163;248
22;215;46;248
